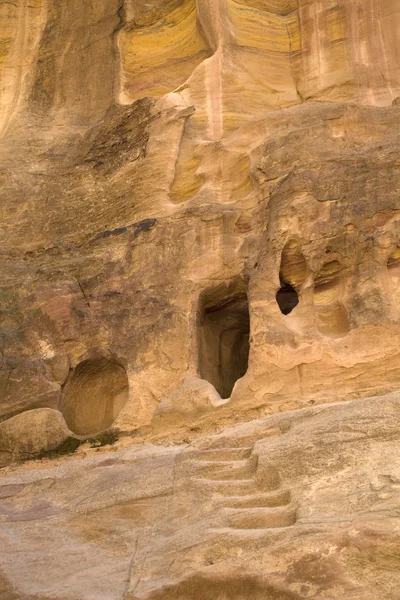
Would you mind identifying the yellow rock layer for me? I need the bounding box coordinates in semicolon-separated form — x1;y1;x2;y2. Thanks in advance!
0;0;45;136
119;0;211;102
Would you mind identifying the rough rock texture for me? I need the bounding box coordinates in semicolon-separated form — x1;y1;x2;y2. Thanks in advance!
2;395;400;599
0;408;74;467
1;0;400;598
1;0;400;434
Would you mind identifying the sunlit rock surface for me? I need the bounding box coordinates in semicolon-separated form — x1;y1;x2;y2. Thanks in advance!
1;1;400;598
3;395;400;599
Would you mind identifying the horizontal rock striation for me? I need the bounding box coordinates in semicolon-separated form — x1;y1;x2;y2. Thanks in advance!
0;1;400;597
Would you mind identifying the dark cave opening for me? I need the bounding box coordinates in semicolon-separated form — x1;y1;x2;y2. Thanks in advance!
199;285;250;399
276;281;299;315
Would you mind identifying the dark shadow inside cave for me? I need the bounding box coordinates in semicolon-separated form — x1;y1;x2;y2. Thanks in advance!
275;239;306;316
199;283;250;399
276;281;299;315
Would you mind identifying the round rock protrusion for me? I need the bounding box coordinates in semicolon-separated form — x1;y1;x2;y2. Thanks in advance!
0;408;73;466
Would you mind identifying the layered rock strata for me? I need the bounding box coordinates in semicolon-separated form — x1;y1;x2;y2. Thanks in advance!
0;0;400;597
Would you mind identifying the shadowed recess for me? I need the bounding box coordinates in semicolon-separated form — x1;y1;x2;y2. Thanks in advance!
199;281;250;399
276;281;299;315
60;358;129;435
276;239;306;315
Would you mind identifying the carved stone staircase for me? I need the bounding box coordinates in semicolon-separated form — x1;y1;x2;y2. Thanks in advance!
186;443;296;533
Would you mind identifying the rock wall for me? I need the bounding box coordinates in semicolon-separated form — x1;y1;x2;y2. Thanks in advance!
1;0;399;438
0;2;400;596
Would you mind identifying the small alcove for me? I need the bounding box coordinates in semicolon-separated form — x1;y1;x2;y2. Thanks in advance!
198;282;250;399
60;357;129;435
276;239;306;315
276;281;299;315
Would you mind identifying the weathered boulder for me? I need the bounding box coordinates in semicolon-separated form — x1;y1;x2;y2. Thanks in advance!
0;409;74;466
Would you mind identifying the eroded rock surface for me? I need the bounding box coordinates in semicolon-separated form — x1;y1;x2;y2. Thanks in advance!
0;408;74;467
2;395;400;599
1;0;400;430
0;0;400;597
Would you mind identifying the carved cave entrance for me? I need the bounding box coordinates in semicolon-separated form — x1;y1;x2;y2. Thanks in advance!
60;357;129;435
199;283;250;399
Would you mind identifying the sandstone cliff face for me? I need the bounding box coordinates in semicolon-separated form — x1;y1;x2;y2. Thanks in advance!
0;1;400;598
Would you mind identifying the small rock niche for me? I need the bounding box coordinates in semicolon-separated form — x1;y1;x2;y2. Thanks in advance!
276;239;306;315
198;281;250;399
59;357;129;435
276;281;299;315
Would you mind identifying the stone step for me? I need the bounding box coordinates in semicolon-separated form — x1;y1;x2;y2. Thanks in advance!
222;505;297;529
217;489;291;509
185;447;252;461
207;527;293;542
191;456;258;480
192;478;257;496
202;427;282;450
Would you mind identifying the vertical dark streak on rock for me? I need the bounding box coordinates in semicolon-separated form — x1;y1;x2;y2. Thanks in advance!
113;0;127;105
76;278;91;309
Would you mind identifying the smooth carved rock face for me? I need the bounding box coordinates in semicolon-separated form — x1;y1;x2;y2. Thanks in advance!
60;358;129;435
